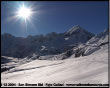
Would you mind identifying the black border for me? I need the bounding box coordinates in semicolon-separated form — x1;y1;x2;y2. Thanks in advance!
1;0;109;87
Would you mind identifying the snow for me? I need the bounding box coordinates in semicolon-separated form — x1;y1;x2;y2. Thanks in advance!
66;25;83;35
40;46;47;51
1;27;108;87
1;45;108;86
64;37;70;40
87;29;108;46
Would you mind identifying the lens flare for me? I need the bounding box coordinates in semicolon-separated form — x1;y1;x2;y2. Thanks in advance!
17;3;32;20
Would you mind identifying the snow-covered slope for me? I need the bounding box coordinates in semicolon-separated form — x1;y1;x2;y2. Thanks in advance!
1;26;108;87
86;29;108;46
1;44;108;86
1;56;33;73
1;28;108;87
83;29;108;56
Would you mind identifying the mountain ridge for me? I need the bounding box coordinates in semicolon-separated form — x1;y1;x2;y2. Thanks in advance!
1;25;96;58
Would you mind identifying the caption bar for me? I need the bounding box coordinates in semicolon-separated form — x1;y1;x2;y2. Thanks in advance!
1;83;109;87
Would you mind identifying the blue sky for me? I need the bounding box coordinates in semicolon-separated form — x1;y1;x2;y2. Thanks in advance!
1;1;108;37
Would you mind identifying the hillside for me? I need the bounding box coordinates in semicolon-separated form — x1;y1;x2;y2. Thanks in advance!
1;28;108;87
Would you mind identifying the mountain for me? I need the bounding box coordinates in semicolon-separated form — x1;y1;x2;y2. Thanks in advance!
86;29;108;45
34;28;108;60
83;29;108;56
1;33;32;58
1;27;108;85
65;25;93;37
63;25;94;48
1;29;108;85
1;25;94;58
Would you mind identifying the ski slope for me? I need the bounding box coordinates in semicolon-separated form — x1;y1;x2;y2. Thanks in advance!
1;44;108;86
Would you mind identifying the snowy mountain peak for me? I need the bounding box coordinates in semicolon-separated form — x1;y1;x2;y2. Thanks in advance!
65;25;86;36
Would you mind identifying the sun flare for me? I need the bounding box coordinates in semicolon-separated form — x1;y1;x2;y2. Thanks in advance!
17;4;32;20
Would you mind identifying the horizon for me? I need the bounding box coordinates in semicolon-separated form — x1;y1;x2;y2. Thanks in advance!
1;24;107;38
1;1;108;37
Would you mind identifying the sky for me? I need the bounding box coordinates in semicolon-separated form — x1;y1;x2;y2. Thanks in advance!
1;1;108;37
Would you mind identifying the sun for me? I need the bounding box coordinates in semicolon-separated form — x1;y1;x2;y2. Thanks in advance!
17;4;32;20
18;7;31;19
7;2;37;30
